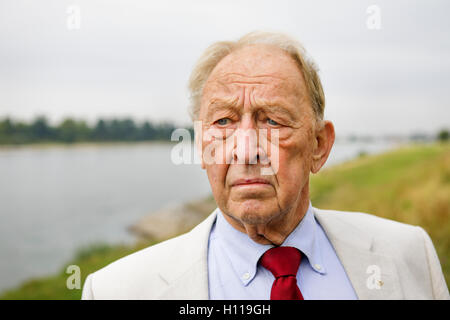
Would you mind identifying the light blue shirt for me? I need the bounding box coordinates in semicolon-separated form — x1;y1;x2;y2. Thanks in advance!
207;203;358;299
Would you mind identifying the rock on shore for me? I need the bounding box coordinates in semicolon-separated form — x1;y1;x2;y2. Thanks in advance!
128;196;217;242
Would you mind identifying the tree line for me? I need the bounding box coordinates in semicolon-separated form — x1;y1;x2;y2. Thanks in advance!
0;116;193;144
0;116;447;145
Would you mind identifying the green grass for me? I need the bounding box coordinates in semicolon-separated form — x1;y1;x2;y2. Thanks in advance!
1;142;449;299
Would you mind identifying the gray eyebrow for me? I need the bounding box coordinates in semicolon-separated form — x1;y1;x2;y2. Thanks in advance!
205;98;240;120
204;97;299;122
257;105;295;119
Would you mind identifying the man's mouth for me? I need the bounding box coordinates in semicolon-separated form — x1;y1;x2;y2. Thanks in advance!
231;178;271;187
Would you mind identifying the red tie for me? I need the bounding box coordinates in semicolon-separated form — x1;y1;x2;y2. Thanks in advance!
260;246;304;300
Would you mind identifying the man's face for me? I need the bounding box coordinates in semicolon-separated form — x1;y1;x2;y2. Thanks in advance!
198;44;318;229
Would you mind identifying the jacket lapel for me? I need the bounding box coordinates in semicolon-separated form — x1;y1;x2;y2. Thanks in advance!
314;208;404;299
156;211;217;299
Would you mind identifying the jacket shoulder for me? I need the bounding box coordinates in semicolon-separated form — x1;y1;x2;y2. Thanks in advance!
314;207;449;299
82;232;188;299
82;212;216;299
313;207;427;262
314;207;421;239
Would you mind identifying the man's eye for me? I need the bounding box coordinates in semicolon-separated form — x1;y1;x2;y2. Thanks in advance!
267;118;279;126
216;118;231;126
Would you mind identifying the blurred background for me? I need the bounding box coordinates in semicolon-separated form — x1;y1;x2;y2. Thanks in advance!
0;0;448;299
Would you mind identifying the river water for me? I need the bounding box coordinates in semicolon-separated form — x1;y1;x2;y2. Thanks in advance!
0;140;396;292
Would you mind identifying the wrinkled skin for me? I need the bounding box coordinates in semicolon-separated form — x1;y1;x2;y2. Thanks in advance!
197;44;335;245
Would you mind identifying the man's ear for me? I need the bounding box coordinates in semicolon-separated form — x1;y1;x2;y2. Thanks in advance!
311;120;335;174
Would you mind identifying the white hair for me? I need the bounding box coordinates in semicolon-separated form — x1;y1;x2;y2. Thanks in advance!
188;31;325;122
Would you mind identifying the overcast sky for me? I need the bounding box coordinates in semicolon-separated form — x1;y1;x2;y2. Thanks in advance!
0;0;449;136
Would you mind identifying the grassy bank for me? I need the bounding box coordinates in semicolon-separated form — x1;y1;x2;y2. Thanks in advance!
1;143;449;299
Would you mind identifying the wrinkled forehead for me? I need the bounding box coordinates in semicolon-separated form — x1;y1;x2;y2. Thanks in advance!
201;44;307;106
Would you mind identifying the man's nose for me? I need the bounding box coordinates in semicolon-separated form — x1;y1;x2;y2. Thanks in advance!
232;116;260;165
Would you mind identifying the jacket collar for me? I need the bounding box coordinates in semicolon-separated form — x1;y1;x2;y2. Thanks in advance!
313;207;404;299
156;211;216;299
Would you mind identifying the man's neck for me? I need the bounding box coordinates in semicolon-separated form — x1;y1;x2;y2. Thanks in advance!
222;190;311;246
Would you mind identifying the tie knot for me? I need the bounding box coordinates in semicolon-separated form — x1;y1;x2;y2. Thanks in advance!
260;246;302;278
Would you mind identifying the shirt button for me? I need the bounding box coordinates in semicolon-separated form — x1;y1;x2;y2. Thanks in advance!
242;272;250;280
314;264;322;270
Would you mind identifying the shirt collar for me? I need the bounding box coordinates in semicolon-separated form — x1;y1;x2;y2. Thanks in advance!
214;202;326;287
213;208;272;286
283;203;326;275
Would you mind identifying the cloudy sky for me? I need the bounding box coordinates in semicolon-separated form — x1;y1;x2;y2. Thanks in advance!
0;0;449;136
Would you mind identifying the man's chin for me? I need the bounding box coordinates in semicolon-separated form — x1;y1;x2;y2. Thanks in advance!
228;200;280;225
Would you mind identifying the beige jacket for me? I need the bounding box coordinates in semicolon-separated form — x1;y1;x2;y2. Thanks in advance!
82;207;449;300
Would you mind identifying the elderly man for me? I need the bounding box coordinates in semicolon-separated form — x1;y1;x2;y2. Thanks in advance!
82;32;449;300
